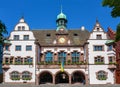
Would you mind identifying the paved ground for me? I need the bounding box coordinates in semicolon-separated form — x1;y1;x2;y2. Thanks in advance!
0;84;120;87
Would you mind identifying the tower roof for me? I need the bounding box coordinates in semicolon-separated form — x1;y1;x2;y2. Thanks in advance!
57;12;67;20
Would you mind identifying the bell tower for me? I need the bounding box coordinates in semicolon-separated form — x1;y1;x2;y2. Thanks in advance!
56;7;68;34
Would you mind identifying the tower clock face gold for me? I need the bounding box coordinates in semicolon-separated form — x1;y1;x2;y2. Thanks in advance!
59;37;65;43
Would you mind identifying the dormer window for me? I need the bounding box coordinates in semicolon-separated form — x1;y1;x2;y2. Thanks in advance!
96;34;102;39
97;27;100;31
74;33;78;36
18;26;21;31
22;26;25;30
46;34;51;37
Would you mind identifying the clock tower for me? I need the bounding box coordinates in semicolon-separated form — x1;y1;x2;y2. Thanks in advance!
56;10;69;44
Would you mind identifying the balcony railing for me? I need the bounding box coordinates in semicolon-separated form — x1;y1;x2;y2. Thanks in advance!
37;61;88;69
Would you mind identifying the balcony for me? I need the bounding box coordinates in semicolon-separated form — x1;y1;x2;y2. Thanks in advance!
2;64;10;69
37;61;87;69
108;64;116;70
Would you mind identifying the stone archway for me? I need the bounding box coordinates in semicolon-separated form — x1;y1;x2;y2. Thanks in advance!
39;71;53;84
71;71;85;84
55;71;69;84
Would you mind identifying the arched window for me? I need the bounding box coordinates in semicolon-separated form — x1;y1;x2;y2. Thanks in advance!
96;71;107;80
58;51;66;63
45;51;53;62
10;71;20;80
22;71;32;80
72;51;80;63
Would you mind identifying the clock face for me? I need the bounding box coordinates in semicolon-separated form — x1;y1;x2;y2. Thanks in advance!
59;37;65;43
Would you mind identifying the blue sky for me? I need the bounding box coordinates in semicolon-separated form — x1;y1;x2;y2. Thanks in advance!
0;0;120;36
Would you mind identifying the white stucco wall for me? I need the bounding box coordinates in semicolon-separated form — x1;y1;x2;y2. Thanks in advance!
88;24;115;84
4;18;36;83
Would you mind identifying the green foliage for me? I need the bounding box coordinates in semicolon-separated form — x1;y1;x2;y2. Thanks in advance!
22;77;31;80
11;77;20;80
115;23;120;42
0;20;7;44
102;0;120;17
99;77;107;80
95;62;104;64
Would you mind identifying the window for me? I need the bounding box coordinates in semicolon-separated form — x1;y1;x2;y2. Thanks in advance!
5;45;9;51
95;56;104;64
24;35;29;40
108;45;113;51
97;27;100;31
24;57;33;65
26;45;32;51
10;57;13;64
5;57;9;64
72;51;80;63
58;51;66;63
10;71;20;80
109;56;115;64
22;26;25;30
46;34;51;37
96;71;107;80
45;51;53;62
74;33;78;36
15;57;23;65
94;46;103;51
22;71;32;80
15;45;21;51
18;26;21;30
96;35;102;39
14;35;19;40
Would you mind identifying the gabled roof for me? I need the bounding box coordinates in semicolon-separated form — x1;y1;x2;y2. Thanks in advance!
32;29;90;46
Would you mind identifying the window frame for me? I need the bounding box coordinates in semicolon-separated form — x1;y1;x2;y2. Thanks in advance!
58;51;66;63
45;51;53;62
23;35;29;40
94;56;104;64
14;35;19;40
71;51;80;63
93;45;104;51
15;45;21;51
96;71;108;80
96;34;102;39
26;45;32;51
22;71;32;80
10;71;20;80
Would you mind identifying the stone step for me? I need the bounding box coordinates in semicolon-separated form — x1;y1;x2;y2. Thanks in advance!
0;84;120;87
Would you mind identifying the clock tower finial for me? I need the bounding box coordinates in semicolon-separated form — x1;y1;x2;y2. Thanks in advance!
61;5;63;13
56;5;67;33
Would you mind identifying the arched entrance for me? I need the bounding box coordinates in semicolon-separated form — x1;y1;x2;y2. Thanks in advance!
55;71;69;84
71;71;85;84
39;71;53;84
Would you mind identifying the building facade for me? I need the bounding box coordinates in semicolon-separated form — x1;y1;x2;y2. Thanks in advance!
2;12;116;85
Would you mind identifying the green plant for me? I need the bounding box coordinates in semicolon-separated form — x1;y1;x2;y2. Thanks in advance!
95;62;104;64
11;77;20;80
22;77;31;80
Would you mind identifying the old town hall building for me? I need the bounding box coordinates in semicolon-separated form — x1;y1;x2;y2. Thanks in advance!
2;11;116;85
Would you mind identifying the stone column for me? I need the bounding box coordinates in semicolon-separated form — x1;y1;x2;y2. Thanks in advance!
53;75;55;84
35;74;39;85
85;74;89;85
69;74;71;84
